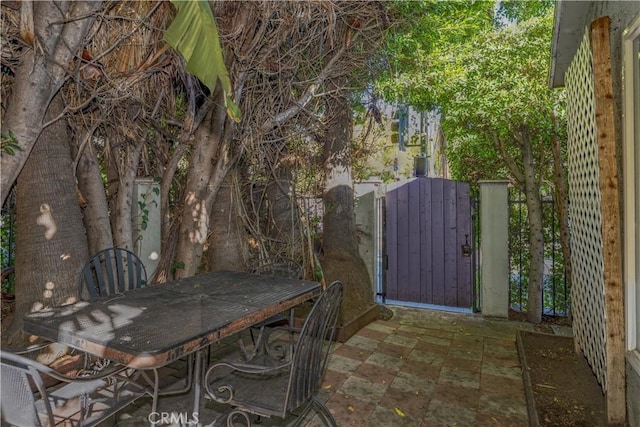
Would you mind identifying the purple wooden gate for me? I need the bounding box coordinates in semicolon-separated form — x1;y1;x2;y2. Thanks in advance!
385;178;473;309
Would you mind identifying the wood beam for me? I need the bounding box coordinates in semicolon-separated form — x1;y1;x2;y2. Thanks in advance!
590;16;626;425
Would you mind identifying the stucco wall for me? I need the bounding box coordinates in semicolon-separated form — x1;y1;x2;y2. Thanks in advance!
355;190;376;294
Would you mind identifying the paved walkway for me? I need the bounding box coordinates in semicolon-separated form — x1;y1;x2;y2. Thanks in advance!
319;306;535;426
114;306;538;426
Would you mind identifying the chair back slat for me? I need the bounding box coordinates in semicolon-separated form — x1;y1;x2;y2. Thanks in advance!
105;253;118;295
79;248;147;300
250;257;303;279
114;250;125;293
287;281;343;410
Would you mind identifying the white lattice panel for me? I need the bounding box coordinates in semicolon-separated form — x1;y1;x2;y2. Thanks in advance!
565;30;607;391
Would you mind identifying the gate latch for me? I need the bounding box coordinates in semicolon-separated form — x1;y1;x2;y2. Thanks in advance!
461;234;472;257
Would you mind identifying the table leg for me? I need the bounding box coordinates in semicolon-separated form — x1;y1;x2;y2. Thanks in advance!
193;349;202;417
151;368;160;414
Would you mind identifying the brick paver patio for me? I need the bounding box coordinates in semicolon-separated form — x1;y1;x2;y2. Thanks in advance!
113;306;540;426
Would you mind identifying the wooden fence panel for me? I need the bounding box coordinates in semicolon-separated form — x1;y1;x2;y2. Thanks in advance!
385;178;472;309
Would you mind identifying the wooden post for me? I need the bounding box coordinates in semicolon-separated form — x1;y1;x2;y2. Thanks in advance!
590;16;626;425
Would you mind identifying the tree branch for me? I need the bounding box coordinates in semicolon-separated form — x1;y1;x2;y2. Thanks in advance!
488;128;525;184
260;45;346;133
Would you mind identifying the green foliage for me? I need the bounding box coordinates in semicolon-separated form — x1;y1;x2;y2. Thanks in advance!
171;260;185;275
1;130;21;156
174;92;186;120
0;202;15;294
137;201;150;231
164;0;241;122
314;263;323;282
377;0;494;109
445;133;509;182
378;4;569;318
425;12;563;185
135;181;160;234
376;3;565;184
496;0;554;25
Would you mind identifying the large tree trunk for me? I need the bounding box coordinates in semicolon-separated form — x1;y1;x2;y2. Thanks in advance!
522;128;545;324
265;167;304;257
1;1;102;205
7;96;89;345
108;138;144;250
174;92;227;278
492;126;546;323
72;128;113;255
160;74;200;254
551;117;572;319
206;169;247;272
321;83;372;324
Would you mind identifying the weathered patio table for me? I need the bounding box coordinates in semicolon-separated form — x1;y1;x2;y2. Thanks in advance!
22;270;322;417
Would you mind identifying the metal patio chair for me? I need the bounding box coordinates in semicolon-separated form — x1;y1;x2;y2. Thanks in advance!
249;257;303;280
0;349;153;427
78;247;197;401
77;248;187;396
77;247;148;371
79;247;147;300
204;280;343;426
241;257;304;360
